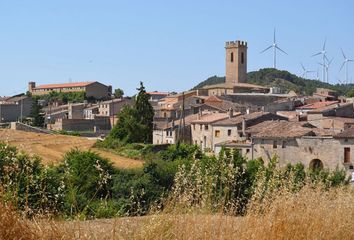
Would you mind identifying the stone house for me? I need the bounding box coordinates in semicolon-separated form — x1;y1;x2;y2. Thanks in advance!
0;95;33;123
246;120;354;174
191;111;239;151
313;88;338;101
28;81;112;100
212;112;288;154
97;98;134;126
153;113;200;145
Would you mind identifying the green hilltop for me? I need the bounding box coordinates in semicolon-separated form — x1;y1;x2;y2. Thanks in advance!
193;68;354;96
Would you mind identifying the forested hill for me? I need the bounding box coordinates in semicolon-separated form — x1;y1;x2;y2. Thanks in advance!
192;68;354;96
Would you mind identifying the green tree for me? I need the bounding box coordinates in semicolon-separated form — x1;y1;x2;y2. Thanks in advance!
29;100;45;127
114;88;124;98
135;82;154;143
109;82;154;143
109;106;145;143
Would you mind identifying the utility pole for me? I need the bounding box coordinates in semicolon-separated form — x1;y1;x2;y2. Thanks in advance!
20;98;23;122
111;98;115;127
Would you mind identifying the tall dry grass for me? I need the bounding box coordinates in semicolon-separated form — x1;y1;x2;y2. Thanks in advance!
131;185;354;240
2;185;354;239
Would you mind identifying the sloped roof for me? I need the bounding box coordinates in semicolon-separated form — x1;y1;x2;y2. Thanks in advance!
212;112;271;126
335;127;354;138
154;113;201;130
251;120;332;139
191;112;232;124
307;102;353;114
296;101;338;110
34;81;96;89
147;91;169;96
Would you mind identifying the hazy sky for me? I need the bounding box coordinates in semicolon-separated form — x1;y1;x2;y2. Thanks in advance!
0;0;353;96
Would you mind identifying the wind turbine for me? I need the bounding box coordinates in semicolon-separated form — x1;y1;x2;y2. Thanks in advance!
316;68;320;81
318;57;333;83
260;28;288;69
311;39;327;82
300;63;315;79
339;48;354;84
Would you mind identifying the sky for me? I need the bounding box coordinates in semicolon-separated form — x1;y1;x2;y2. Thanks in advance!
0;0;353;96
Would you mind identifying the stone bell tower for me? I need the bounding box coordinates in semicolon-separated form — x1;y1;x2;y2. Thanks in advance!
225;40;247;85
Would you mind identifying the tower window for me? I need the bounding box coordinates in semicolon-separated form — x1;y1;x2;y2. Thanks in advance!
241;52;244;64
230;52;234;62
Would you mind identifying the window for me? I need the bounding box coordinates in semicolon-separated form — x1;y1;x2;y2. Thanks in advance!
241;52;244;64
344;147;351;163
205;125;209;131
228;129;232;136
273;140;277;149
215;130;220;137
193;124;195;130
239;132;243;137
231;52;234;62
200;124;202;130
282;141;286;148
246;149;250;154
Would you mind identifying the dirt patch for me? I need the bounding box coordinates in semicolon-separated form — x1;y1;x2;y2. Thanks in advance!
0;129;143;169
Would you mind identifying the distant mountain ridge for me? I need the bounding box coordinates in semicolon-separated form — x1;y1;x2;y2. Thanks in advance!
192;68;353;96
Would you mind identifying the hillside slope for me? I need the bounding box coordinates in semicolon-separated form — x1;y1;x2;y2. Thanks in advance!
193;68;353;96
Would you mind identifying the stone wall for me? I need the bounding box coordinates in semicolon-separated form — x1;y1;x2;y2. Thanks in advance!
252;136;354;173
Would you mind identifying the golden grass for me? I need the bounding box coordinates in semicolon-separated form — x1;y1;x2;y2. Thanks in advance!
2;185;354;240
0;129;142;169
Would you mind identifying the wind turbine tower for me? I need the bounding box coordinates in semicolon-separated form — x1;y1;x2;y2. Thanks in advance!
311;39;327;82
300;63;314;79
318;57;333;83
340;48;354;84
261;28;287;69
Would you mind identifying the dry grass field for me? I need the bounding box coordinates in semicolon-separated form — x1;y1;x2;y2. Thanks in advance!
0;129;143;169
2;186;354;240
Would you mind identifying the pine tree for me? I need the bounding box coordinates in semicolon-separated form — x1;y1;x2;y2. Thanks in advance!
135;82;154;143
29;100;44;127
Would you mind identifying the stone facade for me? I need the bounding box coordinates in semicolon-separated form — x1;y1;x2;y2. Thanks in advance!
225;41;247;85
0;96;33;123
29;81;112;100
251;136;354;173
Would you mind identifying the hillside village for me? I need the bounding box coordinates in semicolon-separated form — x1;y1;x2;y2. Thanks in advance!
2;39;354;178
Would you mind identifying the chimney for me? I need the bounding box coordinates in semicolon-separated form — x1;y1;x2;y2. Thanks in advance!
246;108;250;114
242;118;246;136
229;108;234;118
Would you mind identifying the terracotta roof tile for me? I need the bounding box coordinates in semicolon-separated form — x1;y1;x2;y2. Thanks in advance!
251;121;331;139
34;81;96;89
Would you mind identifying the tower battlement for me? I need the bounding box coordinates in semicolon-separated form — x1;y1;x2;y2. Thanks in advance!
225;40;247;48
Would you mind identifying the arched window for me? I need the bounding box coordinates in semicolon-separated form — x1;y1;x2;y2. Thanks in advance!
230;52;234;62
241;52;244;64
309;159;323;170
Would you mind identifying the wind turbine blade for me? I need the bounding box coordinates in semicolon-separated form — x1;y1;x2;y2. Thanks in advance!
311;52;322;57
323;38;327;51
348;59;354;62
341;48;346;59
339;62;345;72
328;58;334;65
273;28;276;44
260;45;272;53
301;63;305;71
318;62;324;66
276;46;287;55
